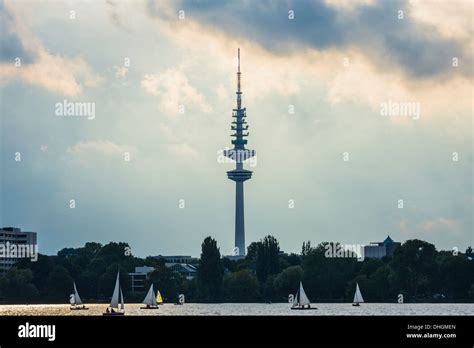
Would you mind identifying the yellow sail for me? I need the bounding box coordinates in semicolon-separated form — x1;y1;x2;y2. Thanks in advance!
156;290;163;304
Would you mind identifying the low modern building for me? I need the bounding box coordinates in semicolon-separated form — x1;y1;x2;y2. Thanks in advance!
129;266;155;292
152;255;198;264
364;235;401;259
167;263;197;280
151;255;199;280
0;227;37;276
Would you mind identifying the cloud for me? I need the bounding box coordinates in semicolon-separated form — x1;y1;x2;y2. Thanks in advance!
409;0;473;41
166;143;199;160
324;0;376;10
106;0;133;32
144;19;303;101
146;1;472;119
113;65;129;79
324;49;472;117
67;140;133;158
141;68;212;114
0;1;36;63
1;51;101;96
399;218;463;242
0;1;101;96
149;0;471;79
420;218;461;235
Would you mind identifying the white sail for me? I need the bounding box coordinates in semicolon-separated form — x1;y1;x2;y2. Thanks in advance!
291;291;299;308
110;271;120;309
73;281;83;305
120;288;125;310
353;283;364;303
142;284;157;306
298;282;311;306
291;282;311;307
69;294;75;305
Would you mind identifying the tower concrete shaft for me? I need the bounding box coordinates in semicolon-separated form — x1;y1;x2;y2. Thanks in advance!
234;180;245;255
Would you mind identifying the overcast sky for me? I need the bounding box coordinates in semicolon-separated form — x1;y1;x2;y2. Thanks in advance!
0;0;472;257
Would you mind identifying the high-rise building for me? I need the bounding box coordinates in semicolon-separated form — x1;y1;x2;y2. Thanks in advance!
364;235;401;259
224;49;256;256
0;227;37;275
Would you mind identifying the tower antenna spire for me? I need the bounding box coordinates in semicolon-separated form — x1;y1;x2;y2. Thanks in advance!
238;47;240;73
237;48;242;110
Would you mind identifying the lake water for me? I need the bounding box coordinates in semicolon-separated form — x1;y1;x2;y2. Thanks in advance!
0;303;472;316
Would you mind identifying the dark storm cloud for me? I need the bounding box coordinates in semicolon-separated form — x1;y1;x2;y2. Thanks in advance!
0;1;36;63
150;0;470;79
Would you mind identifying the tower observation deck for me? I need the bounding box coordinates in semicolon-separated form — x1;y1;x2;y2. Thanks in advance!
223;49;256;256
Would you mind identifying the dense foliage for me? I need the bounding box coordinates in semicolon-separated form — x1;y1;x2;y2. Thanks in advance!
0;238;472;304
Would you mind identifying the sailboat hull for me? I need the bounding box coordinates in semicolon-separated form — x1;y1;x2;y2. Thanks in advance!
140;306;159;309
352;303;360;306
291;306;317;310
70;307;89;310
102;312;125;316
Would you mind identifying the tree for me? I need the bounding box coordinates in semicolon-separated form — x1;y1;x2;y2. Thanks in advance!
77;270;99;300
301;241;312;257
100;242;132;259
197;237;224;302
179;277;197;302
57;248;76;258
390;239;437;300
223;270;260;302
282;253;301;267
16;254;55;296
468;284;474;300
273;265;303;300
87;258;107;275
246;242;260;261
302;242;359;301
46;266;73;300
359;258;384;277
439;255;471;300
58;257;82;281
98;265;130;298
82;242;103;256
347;265;392;302
256;235;280;282
222;258;238;273
0;267;39;301
98;272;116;298
262;274;278;302
148;265;183;302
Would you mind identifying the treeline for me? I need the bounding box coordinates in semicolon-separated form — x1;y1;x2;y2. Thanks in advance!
0;238;473;304
0;242;187;303
199;237;474;303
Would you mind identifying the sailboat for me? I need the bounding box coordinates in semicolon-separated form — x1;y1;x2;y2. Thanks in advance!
174;294;184;305
156;290;164;305
103;271;125;316
352;282;364;306
140;284;159;309
69;281;88;310
291;282;317;310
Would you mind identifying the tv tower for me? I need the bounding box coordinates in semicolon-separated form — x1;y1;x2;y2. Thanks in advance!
224;49;256;257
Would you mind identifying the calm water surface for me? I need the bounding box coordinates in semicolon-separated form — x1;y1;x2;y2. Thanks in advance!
0;303;472;316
